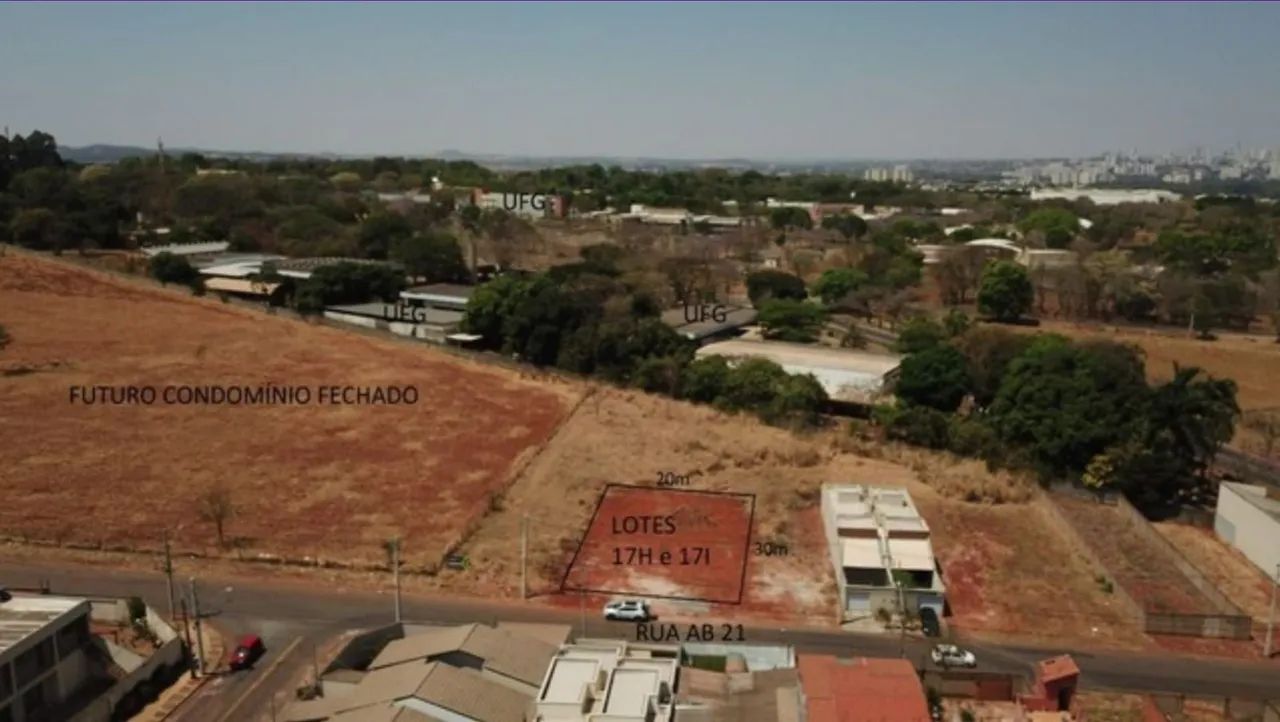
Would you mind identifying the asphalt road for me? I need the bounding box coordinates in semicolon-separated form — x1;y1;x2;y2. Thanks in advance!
2;560;1277;721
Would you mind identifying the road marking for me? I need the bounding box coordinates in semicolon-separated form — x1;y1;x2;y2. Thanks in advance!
216;636;304;722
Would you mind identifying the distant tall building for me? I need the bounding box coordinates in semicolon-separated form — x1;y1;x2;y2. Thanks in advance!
891;164;913;183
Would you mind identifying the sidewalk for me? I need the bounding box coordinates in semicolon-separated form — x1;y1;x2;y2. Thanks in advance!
132;620;226;722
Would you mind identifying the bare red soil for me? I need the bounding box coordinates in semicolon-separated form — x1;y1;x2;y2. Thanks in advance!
0;254;575;567
561;486;753;603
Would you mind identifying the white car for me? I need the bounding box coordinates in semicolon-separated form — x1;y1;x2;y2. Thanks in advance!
603;599;650;622
930;644;977;668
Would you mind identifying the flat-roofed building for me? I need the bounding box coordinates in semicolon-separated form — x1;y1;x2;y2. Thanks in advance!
400;284;475;312
535;640;679;722
1214;482;1280;580
0;595;94;722
661;306;757;345
820;485;945;621
324;302;465;344
695;340;901;405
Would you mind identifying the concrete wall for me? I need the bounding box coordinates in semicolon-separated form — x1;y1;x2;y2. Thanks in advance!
1215;483;1280;582
67;602;186;722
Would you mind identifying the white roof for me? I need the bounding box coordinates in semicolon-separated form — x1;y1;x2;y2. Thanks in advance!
0;595;89;658
604;667;660;716
965;238;1021;252
840;538;884;570
140;241;229;257
541;658;597;704
696;340;901;402
887;538;935;572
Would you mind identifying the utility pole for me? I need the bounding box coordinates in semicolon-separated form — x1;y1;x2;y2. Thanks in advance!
162;531;176;623
390;538;402;624
189;577;206;676
520;514;529;601
179;598;195;679
1265;562;1279;658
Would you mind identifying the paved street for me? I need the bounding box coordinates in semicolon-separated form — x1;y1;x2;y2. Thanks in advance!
2;560;1277;721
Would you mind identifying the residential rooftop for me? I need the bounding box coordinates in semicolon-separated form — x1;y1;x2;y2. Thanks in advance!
0;594;89;658
797;655;929;722
1223;482;1280;522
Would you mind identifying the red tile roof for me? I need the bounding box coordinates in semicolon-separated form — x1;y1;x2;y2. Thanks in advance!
798;655;930;722
1037;655;1080;684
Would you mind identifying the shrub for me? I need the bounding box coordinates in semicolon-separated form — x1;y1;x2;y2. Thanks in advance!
895;316;945;354
896;345;970;412
883;406;951;449
947;417;999;459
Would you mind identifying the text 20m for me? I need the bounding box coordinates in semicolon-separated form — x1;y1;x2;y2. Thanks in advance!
612;546;711;566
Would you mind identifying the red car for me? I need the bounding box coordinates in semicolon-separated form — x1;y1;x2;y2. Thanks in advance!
229;634;265;671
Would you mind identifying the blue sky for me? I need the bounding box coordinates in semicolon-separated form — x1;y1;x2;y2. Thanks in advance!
2;2;1278;160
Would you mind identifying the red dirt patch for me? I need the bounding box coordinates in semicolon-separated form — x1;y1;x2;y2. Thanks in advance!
0;254;575;567
561;485;754;603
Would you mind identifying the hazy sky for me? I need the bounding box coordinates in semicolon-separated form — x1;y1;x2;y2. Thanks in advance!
3;2;1278;160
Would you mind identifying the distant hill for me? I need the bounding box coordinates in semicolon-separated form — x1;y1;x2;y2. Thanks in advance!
58;144;156;163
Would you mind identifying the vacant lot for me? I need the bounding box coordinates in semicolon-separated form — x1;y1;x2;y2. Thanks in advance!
453;388;1140;640
562;486;754;603
0;254;574;566
1052;496;1212;615
1155;523;1275;622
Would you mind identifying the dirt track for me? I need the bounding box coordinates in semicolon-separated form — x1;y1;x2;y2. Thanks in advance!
0;254;575;566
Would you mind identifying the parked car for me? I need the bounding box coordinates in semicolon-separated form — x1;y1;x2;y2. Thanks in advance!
919;607;941;638
930;644;976;668
603;599;650;622
229;634;266;671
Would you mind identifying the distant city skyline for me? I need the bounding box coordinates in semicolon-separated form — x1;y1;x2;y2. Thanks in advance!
3;2;1280;160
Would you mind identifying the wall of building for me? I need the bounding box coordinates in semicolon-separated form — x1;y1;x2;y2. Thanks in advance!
1215;484;1280;580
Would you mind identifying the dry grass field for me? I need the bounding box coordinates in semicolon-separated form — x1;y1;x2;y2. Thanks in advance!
0;254;576;567
455;389;1142;641
1155;523;1275;622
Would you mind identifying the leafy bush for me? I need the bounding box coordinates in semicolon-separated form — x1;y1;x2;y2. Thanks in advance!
882;405;951;449
746;270;807;307
895;345;970;412
895;316;945;354
978;260;1033;322
947;417;999;459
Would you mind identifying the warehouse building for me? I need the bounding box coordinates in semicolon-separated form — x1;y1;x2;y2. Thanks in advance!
0;596;93;722
1214;482;1280;580
695;340;900;405
661;305;757;345
820;485;946;622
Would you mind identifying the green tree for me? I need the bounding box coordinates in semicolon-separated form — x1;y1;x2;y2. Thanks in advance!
357;211;415;260
461;275;531;349
9;207;65;251
680;355;732;403
811;267;868;305
895;316;945;354
821;213;868;240
758;299;826;343
769;206;813;231
952;326;1034;408
293;262;406;313
978;260;1033;322
746;270;807;306
987;337;1149;477
390;231;468;283
1019;207;1078;249
148;252;200;287
895;345;970;412
882;405;951;449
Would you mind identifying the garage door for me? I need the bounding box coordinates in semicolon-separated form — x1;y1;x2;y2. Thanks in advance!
846;591;870;613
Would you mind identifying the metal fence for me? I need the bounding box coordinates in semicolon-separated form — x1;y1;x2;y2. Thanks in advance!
1143;610;1254;640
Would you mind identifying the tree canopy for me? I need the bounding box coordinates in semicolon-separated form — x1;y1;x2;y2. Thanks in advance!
978;260;1033;322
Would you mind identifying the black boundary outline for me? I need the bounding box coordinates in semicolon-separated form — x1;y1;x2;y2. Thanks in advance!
559;483;757;605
